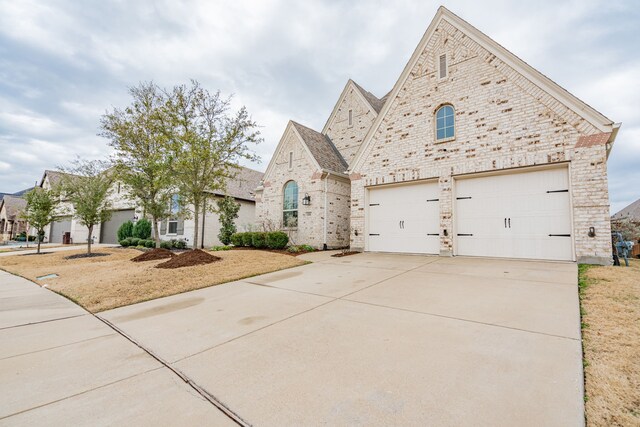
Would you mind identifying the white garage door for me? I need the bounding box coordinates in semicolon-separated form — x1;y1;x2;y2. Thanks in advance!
367;181;440;254
455;167;573;261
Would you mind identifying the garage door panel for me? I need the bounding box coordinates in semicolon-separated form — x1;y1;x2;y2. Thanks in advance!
367;182;439;255
455;168;572;261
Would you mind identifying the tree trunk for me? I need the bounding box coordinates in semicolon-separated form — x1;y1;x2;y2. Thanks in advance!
153;216;160;248
37;229;42;254
193;203;199;250
87;225;93;254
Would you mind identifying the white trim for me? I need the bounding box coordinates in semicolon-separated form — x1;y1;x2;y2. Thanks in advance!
350;6;615;173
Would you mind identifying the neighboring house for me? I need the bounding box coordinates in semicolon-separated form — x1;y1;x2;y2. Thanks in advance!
612;199;640;222
257;6;620;264
40;170;140;245
158;166;263;248
0;195;28;241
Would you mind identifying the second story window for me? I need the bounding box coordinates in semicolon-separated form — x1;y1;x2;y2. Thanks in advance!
435;105;455;141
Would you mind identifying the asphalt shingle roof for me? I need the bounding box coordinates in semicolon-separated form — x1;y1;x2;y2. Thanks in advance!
612;198;640;221
1;195;27;221
351;81;388;114
210;166;264;201
291;121;348;174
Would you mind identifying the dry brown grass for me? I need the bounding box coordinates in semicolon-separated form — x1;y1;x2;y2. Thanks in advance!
0;248;306;313
580;259;640;426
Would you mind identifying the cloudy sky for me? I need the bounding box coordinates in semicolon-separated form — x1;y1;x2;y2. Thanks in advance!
0;0;638;212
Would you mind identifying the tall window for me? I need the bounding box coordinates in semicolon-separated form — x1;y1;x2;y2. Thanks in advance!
283;181;298;228
168;194;179;234
435;105;455;141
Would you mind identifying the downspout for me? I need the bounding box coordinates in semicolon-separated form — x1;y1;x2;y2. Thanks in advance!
323;172;330;250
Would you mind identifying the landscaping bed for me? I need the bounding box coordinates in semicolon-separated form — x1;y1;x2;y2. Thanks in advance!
579;259;640;426
0;248;306;313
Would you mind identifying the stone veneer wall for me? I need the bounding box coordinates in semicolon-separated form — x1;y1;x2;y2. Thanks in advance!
350;20;612;264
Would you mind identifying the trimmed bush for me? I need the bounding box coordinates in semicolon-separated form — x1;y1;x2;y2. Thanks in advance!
251;232;267;249
266;231;288;249
287;245;300;253
230;232;244;247
132;218;152;240
144;239;155;248
119;239;131;247
129;237;141;247
172;239;187;249
241;232;254;247
160;240;172;249
117;220;134;242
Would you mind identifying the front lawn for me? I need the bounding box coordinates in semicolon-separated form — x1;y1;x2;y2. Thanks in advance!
0;248;307;312
579;259;640;426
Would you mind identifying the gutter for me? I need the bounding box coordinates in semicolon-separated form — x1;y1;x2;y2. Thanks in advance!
323;172;330;250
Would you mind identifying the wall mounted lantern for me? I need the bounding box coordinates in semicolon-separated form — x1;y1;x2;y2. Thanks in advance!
302;193;311;206
588;227;596;238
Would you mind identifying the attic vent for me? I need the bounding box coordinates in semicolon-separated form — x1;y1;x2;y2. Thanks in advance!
439;54;447;79
348;109;353;127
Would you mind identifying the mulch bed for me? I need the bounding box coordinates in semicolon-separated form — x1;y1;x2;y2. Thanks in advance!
64;253;111;260
155;249;221;269
231;247;315;257
331;251;360;258
131;248;175;263
21;252;53;256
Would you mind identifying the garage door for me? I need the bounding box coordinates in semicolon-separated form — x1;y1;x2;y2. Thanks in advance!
50;216;71;244
454;167;572;261
368;181;440;254
100;209;135;244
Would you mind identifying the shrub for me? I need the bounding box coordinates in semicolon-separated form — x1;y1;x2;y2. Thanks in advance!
251;232;267;248
287;245;300;253
241;232;254;247
160;240;172;249
216;196;240;245
266;231;288;249
129;237;140;247
172;239;187;249
300;244;316;252
133;218;152;240
144;239;155;248
120;238;131;247
117;220;134;241
211;245;232;251
230;232;244;247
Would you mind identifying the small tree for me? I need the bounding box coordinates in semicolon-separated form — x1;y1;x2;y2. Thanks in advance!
117;220;134;242
59;159;114;255
165;80;261;248
216;196;240;245
100;82;174;248
20;188;59;254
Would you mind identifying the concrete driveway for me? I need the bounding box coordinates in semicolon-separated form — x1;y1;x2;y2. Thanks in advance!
98;252;583;426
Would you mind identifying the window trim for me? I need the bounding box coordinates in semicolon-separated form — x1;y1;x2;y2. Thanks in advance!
434;104;455;142
167;220;178;235
282;180;299;229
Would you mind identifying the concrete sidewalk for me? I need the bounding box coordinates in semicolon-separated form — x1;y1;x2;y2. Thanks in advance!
0;270;235;426
0;244;118;257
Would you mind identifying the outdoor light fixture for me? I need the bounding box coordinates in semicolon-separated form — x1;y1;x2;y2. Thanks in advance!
588;227;596;238
302;193;311;205
133;214;139;221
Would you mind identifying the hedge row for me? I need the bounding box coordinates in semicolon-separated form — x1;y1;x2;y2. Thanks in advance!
230;231;289;249
120;237;155;248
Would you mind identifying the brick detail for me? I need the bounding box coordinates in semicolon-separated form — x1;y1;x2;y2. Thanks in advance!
575;132;611;148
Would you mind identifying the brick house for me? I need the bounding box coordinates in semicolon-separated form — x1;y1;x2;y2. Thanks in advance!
0;195;28;241
256;7;620;264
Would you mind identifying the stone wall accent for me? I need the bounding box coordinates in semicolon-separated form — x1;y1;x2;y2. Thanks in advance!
350;20;612;264
325;84;377;165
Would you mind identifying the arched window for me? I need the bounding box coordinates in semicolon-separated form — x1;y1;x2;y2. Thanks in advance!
435;105;455;141
283;181;298;228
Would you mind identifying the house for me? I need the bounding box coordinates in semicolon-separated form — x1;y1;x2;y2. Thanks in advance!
158;166;264;248
612;198;640;222
40;170;140;245
0;195;28;241
256;6;620;265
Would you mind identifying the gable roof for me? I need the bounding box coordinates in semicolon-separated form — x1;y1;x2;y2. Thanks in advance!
291;121;348;173
40;170;77;188
350;6;619;172
321;79;387;135
612;198;640;222
0;195;27;221
209;166;263;201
